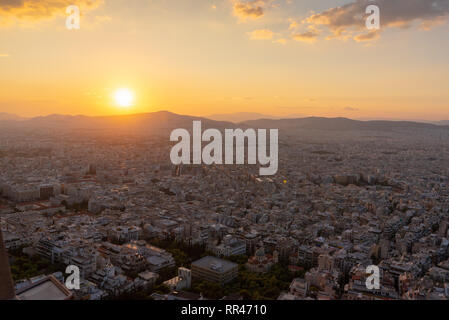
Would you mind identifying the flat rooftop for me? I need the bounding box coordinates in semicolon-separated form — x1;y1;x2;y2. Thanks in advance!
16;276;72;300
191;256;237;273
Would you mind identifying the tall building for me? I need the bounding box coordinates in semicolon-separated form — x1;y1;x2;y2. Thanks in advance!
0;229;16;300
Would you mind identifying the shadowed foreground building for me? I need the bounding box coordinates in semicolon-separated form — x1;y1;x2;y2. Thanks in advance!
15;276;73;300
0;229;15;300
0;229;72;300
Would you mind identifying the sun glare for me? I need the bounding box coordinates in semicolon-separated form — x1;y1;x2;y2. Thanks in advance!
114;88;134;108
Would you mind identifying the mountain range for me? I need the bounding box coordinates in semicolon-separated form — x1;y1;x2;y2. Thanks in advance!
207;112;305;123
1;111;449;135
0;111;236;134
0;112;26;122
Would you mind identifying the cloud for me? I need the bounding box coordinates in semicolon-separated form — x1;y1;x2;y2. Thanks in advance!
274;38;287;44
303;0;449;42
353;30;380;42
233;0;265;20
0;54;10;57
235;0;449;45
288;18;300;31
292;30;319;43
344;106;359;111
248;29;275;39
288;19;321;43
0;0;103;26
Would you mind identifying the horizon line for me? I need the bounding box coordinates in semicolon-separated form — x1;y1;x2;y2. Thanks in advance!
2;110;449;124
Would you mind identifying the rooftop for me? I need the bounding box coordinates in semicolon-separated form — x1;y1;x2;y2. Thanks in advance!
191;256;237;273
16;275;72;300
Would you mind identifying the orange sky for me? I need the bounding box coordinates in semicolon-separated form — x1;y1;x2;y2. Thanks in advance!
1;0;449;120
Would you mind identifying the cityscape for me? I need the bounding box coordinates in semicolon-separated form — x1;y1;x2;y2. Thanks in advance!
1;113;449;300
1;0;449;305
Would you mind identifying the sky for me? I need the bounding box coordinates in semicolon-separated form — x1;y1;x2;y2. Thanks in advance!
0;0;448;120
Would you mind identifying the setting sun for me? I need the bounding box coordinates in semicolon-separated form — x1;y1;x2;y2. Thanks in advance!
114;89;134;108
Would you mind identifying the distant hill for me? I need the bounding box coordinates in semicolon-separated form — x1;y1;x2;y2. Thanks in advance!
2;112;448;137
0;111;237;135
208;112;305;123
434;120;449;126
208;112;280;123
241;117;443;131
0;113;26;121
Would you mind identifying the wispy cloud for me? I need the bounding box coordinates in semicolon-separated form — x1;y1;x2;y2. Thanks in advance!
302;0;449;42
248;29;275;39
353;30;380;42
233;0;266;20
234;0;449;45
292;30;319;43
232;0;279;21
274;38;287;44
0;0;104;27
0;54;10;57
